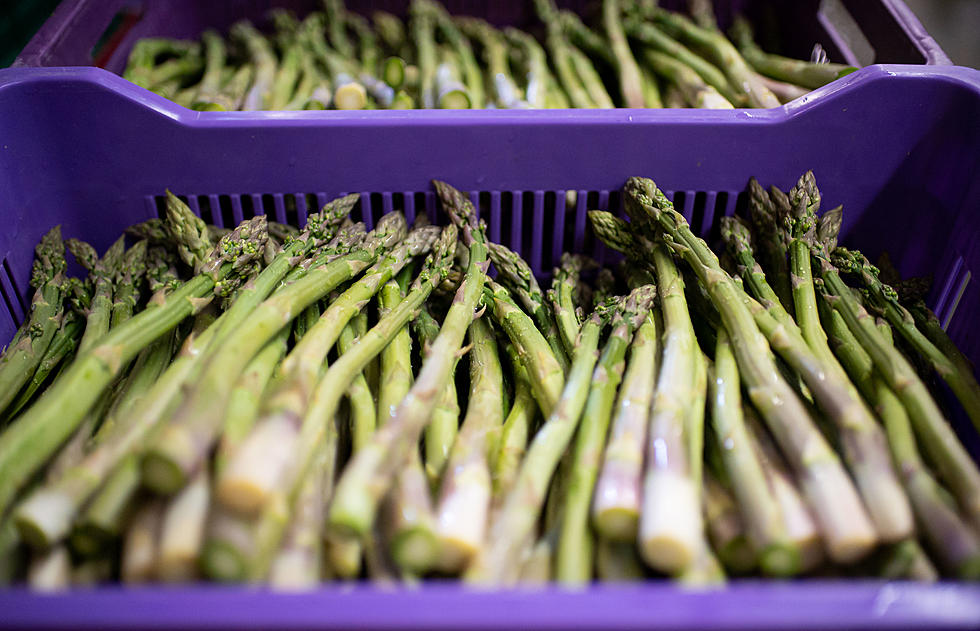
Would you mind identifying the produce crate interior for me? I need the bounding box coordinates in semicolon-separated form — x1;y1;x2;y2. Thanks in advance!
16;0;948;77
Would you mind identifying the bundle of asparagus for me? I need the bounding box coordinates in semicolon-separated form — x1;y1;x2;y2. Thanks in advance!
121;0;855;111
1;172;978;591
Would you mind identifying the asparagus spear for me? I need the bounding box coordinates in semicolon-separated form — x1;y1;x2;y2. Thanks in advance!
503;28;552;109
13;196;356;547
191;30;228;110
534;0;593;108
215;220;435;513
721;211;914;543
596;540;646;582
0;209;268;521
231;21;277;111
550;253;590;358
592;281;660;542
703;471;756;574
373;11;407;56
483;279;565;418
341;310;377;454
425;0;485;108
567;45;615;109
329;181;486;539
492;340;537;500
488;242;569;372
467;308;607;585
729;17;853;90
411;1;438;109
556;287;654;583
603;0;647;108
707;329;801;575
434;315;503;572
618;177;877;563
0;227;66;416
302;14;367;110
642;49;733;109
638;243;704;573
434;46;472;109
625;19;743;106
824;301;980;578
558;10;615;67
123;38;199;88
121;499;164;583
414;306;460;483
457;17;527;109
3;310;83;420
379;271;439;574
835;246;980;433
146;213;405;497
650;9;779;108
243;225;458;577
157;468;210;582
813;248;980;533
324;0;354;58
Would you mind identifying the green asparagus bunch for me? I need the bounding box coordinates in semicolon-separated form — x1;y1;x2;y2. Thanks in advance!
3;168;977;590
121;2;854;111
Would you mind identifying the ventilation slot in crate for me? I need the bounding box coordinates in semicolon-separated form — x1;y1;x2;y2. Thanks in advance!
0;258;25;329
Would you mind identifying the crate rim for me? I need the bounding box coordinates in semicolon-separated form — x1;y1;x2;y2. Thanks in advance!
1;64;978;127
1;580;979;629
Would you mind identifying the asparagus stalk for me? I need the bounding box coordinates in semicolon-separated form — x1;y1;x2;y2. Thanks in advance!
492;340;537;500
3;311;83;420
215;220;435;514
0;209;268;521
556;287;654;584
642;49;733;109
721;210;913;543
435;315;504;572
413;307;460;484
488;242;569;372
457;17;527;109
650;9;779;108
618;177;876;563
244;225;458;576
328;181;485;539
191;30;227;110
379;272;439;574
558;10;615;67
121;499;164;583
592;293;660;542
567;45;615;108
483;279;565;418
373;11;407;56
550;253;590;358
834;246;980;433
231;21;277;111
503;28;552;109
467;309;607;585
534;0;593;108
144;214;405;496
157;468;210;582
324;0;354;58
340;310;377;455
625;19;743;106
603;0;647;108
14;196;355;547
703;471;756;574
707;329;800;575
411;1;438;109
0;227;66;416
636;243;703;573
824;304;980;578
729;17;853;89
813;250;980;533
425;0;485;108
744;177;794;313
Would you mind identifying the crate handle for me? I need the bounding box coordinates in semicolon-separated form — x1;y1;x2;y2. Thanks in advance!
13;0;138;68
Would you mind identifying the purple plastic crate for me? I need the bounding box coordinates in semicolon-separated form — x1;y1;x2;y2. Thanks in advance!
0;63;979;628
14;0;951;76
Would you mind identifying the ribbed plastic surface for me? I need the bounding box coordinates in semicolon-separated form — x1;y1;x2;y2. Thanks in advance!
14;0;951;73
0;64;978;628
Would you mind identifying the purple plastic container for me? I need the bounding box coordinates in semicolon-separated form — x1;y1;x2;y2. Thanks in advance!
0;64;978;628
14;0;951;74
